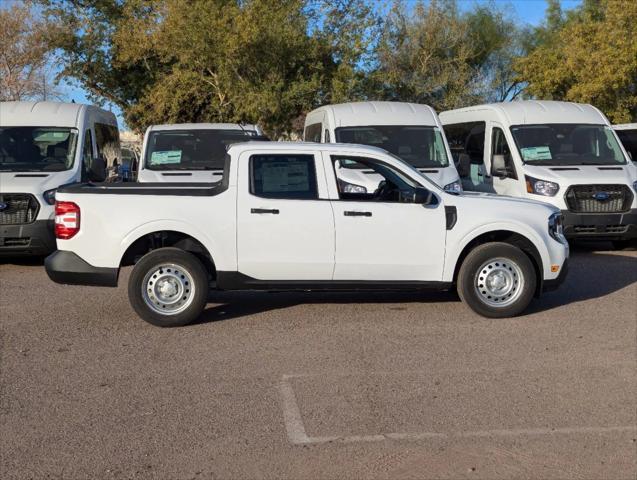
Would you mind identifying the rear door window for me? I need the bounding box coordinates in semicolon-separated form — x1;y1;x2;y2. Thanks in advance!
94;123;120;168
250;154;318;199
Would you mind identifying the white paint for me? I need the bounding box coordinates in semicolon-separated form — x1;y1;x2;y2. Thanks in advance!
278;375;637;446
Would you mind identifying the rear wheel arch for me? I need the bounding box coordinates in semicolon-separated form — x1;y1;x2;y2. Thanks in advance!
119;230;216;280
452;230;544;297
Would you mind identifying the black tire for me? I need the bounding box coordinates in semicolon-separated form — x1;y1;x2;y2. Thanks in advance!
128;247;209;327
457;242;537;318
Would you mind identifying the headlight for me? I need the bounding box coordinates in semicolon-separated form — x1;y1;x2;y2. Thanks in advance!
548;212;566;243
525;175;559;196
43;188;57;205
339;180;367;194
443;180;463;193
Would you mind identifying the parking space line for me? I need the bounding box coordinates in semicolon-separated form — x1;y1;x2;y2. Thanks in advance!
279;375;637;445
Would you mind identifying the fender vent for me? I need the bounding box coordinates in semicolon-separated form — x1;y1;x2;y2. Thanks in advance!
445;206;457;230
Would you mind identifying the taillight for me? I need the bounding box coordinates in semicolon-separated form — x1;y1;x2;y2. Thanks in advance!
55;201;80;239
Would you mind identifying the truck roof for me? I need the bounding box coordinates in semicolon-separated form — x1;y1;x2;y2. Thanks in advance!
439;100;608;126
147;123;261;133
309;101;439;127
227;140;392;157
0;101;116;128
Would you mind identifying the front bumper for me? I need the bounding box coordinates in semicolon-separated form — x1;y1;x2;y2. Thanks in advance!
45;250;119;287
543;258;569;293
562;209;637;240
0;219;56;256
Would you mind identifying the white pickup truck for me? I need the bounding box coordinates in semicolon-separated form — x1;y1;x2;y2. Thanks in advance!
45;142;569;327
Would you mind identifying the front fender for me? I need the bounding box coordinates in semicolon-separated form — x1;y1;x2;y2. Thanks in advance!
443;221;551;282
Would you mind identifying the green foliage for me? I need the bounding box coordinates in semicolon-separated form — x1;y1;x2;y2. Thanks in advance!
516;0;637;122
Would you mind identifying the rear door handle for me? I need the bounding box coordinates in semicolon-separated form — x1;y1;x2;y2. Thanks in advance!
251;208;279;214
344;211;372;217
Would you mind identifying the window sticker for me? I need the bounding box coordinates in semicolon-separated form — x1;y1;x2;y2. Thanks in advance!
150;150;182;165
520;146;552;161
261;161;310;192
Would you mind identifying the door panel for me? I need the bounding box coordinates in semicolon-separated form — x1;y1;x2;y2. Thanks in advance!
237;152;335;280
489;122;521;196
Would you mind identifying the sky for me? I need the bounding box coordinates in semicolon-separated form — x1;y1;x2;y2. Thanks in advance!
53;0;583;130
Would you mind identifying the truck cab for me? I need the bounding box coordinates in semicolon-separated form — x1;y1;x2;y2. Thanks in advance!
0;101;118;256
440;101;637;244
137;123;268;183
304;102;462;194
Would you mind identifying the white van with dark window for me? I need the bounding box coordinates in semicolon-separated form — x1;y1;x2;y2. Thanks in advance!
614;124;637;163
440;101;637;245
303;102;462;193
0;101;118;256
137;123;268;183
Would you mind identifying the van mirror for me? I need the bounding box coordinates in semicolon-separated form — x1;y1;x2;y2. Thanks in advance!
400;187;433;205
88;155;107;182
491;154;508;178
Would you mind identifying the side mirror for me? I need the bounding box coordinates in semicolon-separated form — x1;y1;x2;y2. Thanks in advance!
400;186;433;205
491;154;508;178
88;155;107;182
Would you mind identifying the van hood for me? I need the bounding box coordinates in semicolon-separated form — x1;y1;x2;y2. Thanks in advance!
458;190;559;212
522;163;637;184
0;171;78;195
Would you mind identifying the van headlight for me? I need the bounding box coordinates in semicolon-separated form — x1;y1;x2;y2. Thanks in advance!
43;188;57;205
548;212;566;243
338;180;367;194
526;175;559;196
443;180;463;193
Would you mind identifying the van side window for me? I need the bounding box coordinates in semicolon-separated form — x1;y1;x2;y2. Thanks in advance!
250;154;318;200
491;127;517;179
304;123;322;143
94;123;120;168
81;129;94;182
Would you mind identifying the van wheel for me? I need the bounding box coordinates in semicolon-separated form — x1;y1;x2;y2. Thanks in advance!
457;242;536;318
128;247;209;327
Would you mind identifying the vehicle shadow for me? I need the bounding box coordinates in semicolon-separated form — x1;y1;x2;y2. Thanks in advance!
194;289;458;325
195;248;637;325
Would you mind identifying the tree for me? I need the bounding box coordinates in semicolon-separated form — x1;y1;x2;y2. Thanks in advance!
0;1;60;101
516;0;637;122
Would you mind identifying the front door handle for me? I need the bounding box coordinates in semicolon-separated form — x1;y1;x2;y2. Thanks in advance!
344;211;372;217
251;208;279;214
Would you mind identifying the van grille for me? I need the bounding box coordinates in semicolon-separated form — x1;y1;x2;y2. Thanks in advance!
0;193;40;225
564;184;632;213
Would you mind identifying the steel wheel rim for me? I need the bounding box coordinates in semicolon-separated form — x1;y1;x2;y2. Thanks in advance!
142;263;195;315
474;257;524;308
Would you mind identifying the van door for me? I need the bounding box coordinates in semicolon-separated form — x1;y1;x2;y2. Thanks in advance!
443;122;492;193
488;122;520;196
236;150;335;280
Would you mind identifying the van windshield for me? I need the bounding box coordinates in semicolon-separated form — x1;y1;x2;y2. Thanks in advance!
144;129;266;170
510;124;627;166
334;126;450;168
0;127;78;172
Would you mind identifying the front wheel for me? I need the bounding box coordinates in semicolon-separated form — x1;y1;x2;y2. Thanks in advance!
128;247;209;327
457;242;536;318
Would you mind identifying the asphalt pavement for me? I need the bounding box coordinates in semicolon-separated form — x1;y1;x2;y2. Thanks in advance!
1;244;636;479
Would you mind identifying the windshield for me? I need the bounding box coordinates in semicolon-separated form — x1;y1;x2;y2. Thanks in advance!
0;127;78;172
510;124;627;166
334;125;450;168
615;129;637;161
144;129;265;170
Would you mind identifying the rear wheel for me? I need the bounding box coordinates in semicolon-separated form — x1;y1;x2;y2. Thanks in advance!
457;242;536;318
128;247;209;327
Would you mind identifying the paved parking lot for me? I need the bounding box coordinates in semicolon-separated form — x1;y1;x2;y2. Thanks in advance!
1;245;636;479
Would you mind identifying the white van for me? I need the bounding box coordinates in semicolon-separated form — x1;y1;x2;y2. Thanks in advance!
303;102;462;193
0;101;118;256
613;124;637;163
440;101;637;244
137;123;267;183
